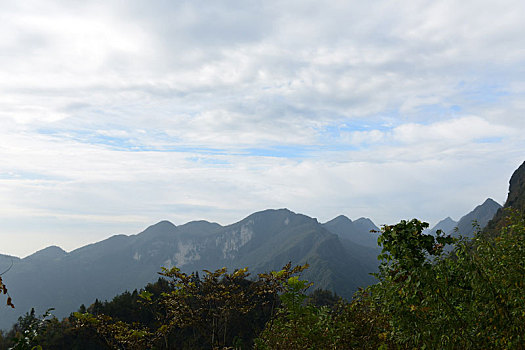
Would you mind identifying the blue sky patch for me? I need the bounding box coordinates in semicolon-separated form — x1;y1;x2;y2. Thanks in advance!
475;137;503;144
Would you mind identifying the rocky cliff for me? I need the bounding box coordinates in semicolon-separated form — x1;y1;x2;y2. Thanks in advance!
484;161;525;234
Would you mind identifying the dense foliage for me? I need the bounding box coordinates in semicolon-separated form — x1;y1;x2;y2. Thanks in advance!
73;263;310;349
254;211;525;349
366;211;525;348
1;209;523;349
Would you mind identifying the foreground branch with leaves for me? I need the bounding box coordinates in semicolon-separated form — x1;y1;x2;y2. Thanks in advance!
0;259;15;309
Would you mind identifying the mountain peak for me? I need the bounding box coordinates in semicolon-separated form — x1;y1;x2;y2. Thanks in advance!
481;198;501;208
455;198;502;238
252;208;295;216
176;220;223;238
152;220;176;229
179;220;221;228
324;215;352;226
25;245;67;260
138;220;177;236
323;215;379;249
352;218;379;233
429;217;457;235
465;198;501;218
436;216;456;225
483;198;497;205
261;209;320;229
353;217;375;225
244;208;314;224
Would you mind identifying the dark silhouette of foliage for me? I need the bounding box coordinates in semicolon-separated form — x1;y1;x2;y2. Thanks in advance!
306;288;341;308
0;308;108;350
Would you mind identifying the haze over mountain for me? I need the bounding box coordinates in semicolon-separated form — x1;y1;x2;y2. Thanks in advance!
429;198;501;238
0;209;380;330
454;198;502;238
429;217;458;235
322;216;380;249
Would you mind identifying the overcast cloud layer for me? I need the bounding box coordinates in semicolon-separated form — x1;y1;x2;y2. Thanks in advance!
1;0;524;257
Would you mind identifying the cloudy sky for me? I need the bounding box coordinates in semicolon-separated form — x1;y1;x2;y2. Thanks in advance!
1;0;524;257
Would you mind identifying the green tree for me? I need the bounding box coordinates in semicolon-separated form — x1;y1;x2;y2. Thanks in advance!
306;289;340;308
365;213;525;348
9;308;54;350
75;263;307;349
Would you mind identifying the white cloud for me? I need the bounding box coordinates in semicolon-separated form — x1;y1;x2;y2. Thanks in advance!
391;116;515;145
0;0;524;256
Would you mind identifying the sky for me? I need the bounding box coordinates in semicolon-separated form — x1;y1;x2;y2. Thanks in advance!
1;0;524;257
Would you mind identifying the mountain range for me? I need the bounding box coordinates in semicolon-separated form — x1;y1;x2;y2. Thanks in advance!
0;194;505;330
429;198;502;238
0;209;381;330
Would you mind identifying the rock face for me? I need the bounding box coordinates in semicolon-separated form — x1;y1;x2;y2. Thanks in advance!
485;161;525;234
504;161;525;211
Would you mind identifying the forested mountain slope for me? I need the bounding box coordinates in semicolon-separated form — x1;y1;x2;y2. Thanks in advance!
0;209;379;330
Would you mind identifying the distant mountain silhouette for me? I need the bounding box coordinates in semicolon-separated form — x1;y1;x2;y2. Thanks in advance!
454;198;501;238
322;215;380;249
428;217;457;235
429;198;501;238
24;246;67;261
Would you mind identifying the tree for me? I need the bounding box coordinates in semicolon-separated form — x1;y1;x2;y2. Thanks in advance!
364;214;525;348
74;263;308;349
306;289;341;308
9;308;54;350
